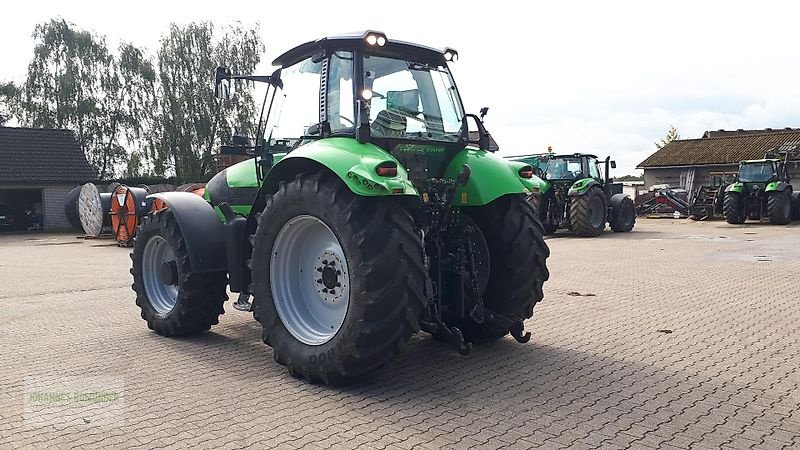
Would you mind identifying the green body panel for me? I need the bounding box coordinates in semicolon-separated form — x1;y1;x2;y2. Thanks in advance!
203;159;264;220
269;137;417;197
507;155;543;168
225;158;261;188
765;181;789;192
445;149;545;206
726;182;744;193
568;178;598;196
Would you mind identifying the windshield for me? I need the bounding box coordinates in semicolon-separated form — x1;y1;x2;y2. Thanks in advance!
542;157;584;180
739;162;775;183
364;55;463;142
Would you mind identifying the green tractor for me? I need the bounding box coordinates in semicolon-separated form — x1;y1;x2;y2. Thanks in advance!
130;31;550;384
511;153;636;236
723;151;798;225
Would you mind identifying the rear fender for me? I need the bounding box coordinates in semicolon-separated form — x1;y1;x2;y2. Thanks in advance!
445;149;546;206
263;137;417;198
609;193;630;210
146;192;226;273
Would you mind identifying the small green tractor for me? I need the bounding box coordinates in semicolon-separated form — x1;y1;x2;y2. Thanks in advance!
130;32;550;384
723;150;799;224
510;153;636;236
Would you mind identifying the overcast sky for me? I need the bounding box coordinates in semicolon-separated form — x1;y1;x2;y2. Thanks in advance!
3;0;800;175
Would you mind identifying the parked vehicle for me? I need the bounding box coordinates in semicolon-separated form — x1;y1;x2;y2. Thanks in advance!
511;153;636;236
130;32;550;384
723;150;798;224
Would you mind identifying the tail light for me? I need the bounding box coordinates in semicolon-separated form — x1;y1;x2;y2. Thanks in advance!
375;162;398;177
518;165;534;179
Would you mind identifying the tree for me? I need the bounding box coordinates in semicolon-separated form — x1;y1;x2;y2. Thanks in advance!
0;82;17;125
152;22;263;181
654;125;680;150
616;174;644;182
13;19;156;179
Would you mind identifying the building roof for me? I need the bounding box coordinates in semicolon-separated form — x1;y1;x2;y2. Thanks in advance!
0;126;96;183
702;127;800;138
638;129;800;168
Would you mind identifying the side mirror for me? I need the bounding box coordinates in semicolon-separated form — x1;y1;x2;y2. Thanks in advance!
610;160;617;169
479;107;489;120
214;66;233;100
464;114;493;152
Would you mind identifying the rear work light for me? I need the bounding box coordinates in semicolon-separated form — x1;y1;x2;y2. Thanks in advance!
518;166;534;179
375;162;398;177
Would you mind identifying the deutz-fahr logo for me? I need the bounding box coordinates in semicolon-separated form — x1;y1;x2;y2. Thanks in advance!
394;144;445;154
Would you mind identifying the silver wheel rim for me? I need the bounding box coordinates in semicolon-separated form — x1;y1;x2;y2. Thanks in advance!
270;215;350;346
142;235;179;314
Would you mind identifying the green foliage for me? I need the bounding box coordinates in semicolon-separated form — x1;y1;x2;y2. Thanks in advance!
0;81;18;125
151;22;263;181
654;125;680;150
13;19;157;179
616;174;644;181
12;19;263;182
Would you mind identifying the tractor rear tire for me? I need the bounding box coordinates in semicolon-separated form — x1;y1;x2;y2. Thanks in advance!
792;192;800;220
461;195;550;341
131;210;228;336
570;186;607;237
723;192;746;224
525;193;557;234
610;197;636;232
250;172;426;385
767;190;792;225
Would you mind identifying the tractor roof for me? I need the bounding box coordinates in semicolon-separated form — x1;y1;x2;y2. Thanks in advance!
272;31;451;67
549;153;600;159
741;159;779;164
505;152;600;162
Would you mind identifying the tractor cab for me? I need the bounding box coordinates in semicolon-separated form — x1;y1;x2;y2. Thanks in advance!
214;31;496;187
737;159;781;184
539;153;605;182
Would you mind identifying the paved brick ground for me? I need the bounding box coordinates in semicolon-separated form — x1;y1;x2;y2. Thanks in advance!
1;219;798;449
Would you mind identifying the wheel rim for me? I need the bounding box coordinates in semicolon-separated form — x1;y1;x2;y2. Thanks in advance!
270;215;350;346
142;235;179;315
589;196;605;228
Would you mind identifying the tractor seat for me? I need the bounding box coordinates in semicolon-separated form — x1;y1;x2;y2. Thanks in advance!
371;109;407;138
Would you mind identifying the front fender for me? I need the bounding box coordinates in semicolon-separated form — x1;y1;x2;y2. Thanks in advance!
265;137;417;197
568;179;601;196
726;182;743;193
146;192;226;273
766;181;791;192
445;149;545;206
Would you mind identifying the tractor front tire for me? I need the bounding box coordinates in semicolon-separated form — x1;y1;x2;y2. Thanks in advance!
462;195;550;341
131;210;228;336
525;193;557;234
723;192;746;224
610;196;636;232
570;186;608;237
767;190;792;225
251;172;426;385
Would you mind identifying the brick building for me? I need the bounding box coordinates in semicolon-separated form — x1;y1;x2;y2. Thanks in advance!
638;128;800;193
0;127;96;231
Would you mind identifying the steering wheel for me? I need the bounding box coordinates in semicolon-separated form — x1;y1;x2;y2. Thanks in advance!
338;116;355;127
